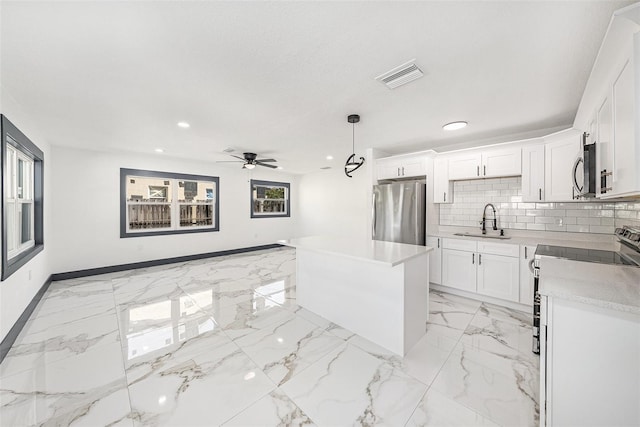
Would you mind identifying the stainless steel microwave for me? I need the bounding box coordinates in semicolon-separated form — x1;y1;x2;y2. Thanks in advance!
572;132;596;198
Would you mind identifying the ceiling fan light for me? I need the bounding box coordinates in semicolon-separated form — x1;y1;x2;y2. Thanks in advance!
244;163;256;170
443;121;468;131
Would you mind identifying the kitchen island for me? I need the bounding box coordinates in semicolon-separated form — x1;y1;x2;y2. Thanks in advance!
279;236;433;356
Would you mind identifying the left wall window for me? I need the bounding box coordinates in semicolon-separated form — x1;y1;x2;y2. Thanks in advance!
1;115;44;281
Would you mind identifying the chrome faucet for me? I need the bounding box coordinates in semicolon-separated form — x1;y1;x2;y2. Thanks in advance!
481;203;498;234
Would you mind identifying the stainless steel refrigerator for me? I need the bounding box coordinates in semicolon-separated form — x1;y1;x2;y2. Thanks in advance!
372;180;426;246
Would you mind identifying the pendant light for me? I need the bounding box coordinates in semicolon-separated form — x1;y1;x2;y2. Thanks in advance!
345;114;365;178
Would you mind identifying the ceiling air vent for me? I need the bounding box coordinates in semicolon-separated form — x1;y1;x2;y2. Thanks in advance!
222;147;236;154
320;166;332;170
375;60;424;89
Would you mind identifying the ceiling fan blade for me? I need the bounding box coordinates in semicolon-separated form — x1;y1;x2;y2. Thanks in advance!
256;161;278;169
256;158;277;163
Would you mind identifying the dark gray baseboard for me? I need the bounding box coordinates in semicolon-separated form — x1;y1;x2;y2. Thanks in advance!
51;243;284;281
0;243;286;365
0;275;52;364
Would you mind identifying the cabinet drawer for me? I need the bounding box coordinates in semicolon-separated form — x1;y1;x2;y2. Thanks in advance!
442;238;477;252
477;241;519;257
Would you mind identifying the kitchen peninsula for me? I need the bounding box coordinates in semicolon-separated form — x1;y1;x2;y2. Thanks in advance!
280;236;433;356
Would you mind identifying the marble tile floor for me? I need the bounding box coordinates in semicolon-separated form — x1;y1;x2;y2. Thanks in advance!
0;247;539;426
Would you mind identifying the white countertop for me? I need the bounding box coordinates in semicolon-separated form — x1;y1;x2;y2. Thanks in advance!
279;236;433;267
430;230;620;251
539;257;640;314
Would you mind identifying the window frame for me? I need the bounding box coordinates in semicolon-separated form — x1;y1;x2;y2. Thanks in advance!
120;168;220;238
250;179;290;219
1;115;45;281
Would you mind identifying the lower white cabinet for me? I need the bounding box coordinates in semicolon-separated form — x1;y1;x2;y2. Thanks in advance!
426;236;442;285
519;245;536;306
440;238;521;303
476;253;519;301
442;248;476;292
540;296;640;426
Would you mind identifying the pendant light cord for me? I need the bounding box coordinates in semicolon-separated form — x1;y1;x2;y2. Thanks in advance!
352;123;355;154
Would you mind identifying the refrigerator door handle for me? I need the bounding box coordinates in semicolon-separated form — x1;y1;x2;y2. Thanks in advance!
372;192;377;239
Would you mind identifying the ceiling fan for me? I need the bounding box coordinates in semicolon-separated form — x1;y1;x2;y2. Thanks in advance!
218;152;278;169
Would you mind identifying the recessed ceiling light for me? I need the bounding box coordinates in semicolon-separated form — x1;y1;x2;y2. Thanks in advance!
277;166;283;170
443;121;468;131
326;155;334;160
154;148;164;153
177;121;190;128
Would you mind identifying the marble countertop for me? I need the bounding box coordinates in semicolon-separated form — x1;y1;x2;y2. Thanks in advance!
538;257;640;314
279;236;433;267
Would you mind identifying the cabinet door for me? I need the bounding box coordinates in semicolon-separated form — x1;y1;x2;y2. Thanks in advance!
476;253;519;302
481;147;522;178
597;96;613;197
519;245;536;306
376;159;400;180
521;145;545;202
400;157;426;178
448;152;482;180
426;236;442;285
611;58;637;196
442;249;476;292
544;135;580;201
433;158;452;203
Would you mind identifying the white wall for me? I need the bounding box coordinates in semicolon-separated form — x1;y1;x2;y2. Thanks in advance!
296;149;388;240
50;146;298;273
0;86;53;341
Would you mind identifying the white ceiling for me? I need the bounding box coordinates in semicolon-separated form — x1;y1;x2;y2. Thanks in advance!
1;1;635;174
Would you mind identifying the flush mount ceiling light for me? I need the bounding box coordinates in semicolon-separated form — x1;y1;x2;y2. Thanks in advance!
177;121;190;128
443;121;468;131
344;114;365;178
326;155;334;160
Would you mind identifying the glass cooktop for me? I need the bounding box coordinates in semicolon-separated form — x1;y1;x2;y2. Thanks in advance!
534;245;639;266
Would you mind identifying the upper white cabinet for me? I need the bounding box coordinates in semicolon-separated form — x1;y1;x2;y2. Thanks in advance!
574;6;640;199
376;154;426;181
544;131;581;201
521;144;545;202
433;157;452;203
482;147;522;178
448;152;482;180
447;147;521;181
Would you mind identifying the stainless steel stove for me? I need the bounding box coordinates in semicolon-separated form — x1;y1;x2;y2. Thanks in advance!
530;225;640;354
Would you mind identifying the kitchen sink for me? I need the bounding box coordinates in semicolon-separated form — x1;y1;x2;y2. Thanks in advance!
453;232;511;240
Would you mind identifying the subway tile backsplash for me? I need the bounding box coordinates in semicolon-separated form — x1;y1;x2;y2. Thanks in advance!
439;177;640;234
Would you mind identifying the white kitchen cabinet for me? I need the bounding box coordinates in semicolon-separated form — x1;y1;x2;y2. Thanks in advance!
447;152;482;180
442;248;476;292
481;147;522;178
426;236;442;285
544;131;580;201
376;154;426;181
447;147;521;181
540;296;640;426
441;238;522;304
519;245;536;306
476;253;519;302
476;241;520;302
608;56;638;197
521;144;545;202
433;157;452;203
